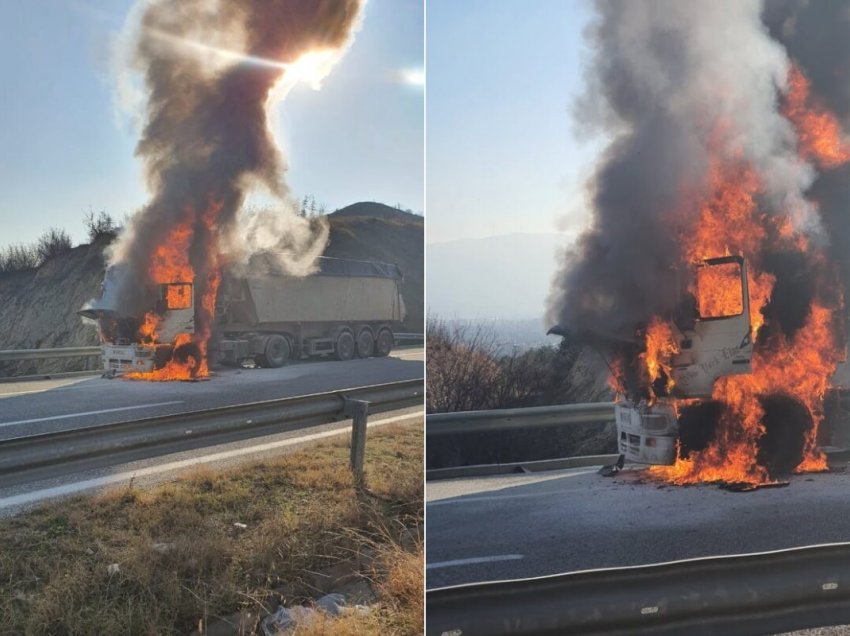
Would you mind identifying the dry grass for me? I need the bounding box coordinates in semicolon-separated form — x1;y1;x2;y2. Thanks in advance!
0;420;423;635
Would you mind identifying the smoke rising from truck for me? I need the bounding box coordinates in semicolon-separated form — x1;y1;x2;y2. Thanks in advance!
546;0;817;344
547;0;850;484
98;0;364;378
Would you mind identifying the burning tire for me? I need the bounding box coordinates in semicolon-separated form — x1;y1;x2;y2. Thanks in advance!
757;393;811;477
258;334;290;368
375;328;394;357
356;328;375;358
677;393;813;478
173;341;202;378
335;330;356;361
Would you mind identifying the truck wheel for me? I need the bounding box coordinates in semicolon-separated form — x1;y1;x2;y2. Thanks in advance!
335;331;356;361
173;341;202;377
356;329;375;358
258;334;290;368
375;328;394;357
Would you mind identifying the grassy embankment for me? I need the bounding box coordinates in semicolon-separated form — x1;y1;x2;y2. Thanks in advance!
0;421;423;635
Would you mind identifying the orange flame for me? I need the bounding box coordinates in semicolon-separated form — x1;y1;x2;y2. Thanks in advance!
642;317;679;399
126;199;222;382
138;312;160;345
644;117;843;485
783;64;850;169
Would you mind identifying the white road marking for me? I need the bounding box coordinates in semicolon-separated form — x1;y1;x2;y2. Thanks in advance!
0;388;61;397
0;377;97;398
427;554;524;570
426;469;599;504
0;401;185;428
0;410;422;510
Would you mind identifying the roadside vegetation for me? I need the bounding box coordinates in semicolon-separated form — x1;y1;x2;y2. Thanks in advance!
0;421;423;635
426;318;616;468
0;211;121;274
426;317;588;413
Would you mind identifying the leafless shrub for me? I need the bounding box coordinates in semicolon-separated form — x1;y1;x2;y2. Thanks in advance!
0;243;39;272
83;210;120;241
426;318;507;413
36;227;72;263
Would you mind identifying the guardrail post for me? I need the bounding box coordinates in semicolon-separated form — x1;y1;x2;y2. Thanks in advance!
345;399;370;486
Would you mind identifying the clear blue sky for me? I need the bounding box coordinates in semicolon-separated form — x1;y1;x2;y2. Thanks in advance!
0;0;424;246
426;0;600;244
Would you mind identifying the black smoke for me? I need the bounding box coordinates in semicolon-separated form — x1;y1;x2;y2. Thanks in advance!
107;0;363;332
546;0;833;359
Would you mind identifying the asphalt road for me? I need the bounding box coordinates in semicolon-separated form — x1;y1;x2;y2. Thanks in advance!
0;347;422;439
426;463;850;589
0;405;423;517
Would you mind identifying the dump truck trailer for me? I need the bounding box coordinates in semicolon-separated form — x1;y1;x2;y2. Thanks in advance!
79;256;406;374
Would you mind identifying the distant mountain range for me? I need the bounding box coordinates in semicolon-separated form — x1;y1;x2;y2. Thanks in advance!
426;232;571;321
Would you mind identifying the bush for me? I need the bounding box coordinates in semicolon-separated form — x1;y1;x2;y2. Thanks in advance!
0;243;39;272
0;227;72;273
426;317;585;414
83;210;119;241
426;317;616;467
36;227;72;263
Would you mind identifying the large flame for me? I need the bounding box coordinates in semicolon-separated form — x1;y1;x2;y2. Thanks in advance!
126;200;222;382
637;66;848;485
783;64;850;169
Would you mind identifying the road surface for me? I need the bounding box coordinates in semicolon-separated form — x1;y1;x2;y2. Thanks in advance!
426;463;850;589
0;347;422;439
0;404;422;517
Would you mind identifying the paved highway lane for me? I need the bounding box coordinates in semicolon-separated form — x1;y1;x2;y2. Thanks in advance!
0;347;422;439
0;405;423;517
426;464;850;589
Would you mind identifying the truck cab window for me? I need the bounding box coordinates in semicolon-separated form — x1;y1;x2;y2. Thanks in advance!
695;261;744;319
165;283;192;310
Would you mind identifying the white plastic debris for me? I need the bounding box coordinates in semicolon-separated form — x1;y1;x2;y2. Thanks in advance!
233;522;248;530
107;563;120;576
261;593;350;636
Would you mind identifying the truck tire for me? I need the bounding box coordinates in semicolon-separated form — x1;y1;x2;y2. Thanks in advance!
335;331;356;361
375;328;394;357
356;329;375;358
258;334;290;368
173;341;202;377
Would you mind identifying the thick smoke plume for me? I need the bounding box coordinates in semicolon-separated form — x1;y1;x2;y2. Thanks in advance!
108;0;364;325
546;0;819;344
762;0;850;297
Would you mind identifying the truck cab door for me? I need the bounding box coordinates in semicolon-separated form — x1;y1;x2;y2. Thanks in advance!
670;256;753;398
157;282;195;342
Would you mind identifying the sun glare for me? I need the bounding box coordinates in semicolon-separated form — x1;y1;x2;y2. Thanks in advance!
283;50;338;90
402;68;425;86
149;29;339;91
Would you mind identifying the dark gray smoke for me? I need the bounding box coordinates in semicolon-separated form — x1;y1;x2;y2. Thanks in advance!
763;0;850;296
546;0;817;344
105;0;363;332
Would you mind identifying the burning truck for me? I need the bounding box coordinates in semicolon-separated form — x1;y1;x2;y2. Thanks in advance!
546;1;850;487
79;257;406;379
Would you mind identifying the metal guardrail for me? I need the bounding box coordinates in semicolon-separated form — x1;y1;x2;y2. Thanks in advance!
0;346;101;362
427;542;850;636
0;378;423;478
427;403;615;436
394;332;424;343
0;333;423;364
